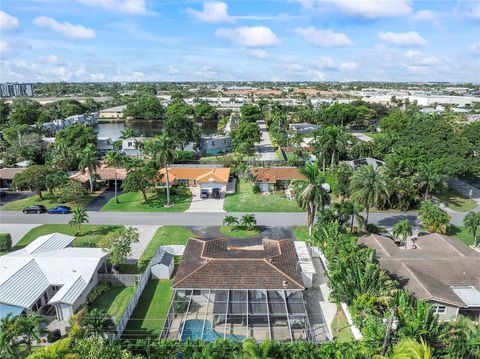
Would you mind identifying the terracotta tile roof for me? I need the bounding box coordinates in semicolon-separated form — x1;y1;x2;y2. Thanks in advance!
0;168;26;180
359;234;480;307
157;167;230;183
173;238;304;290
70;164;127;183
251;167;306;183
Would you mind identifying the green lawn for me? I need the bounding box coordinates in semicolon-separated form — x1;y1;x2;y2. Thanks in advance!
434;188;477;212
331;307;354;342
13;224;124;251
101;191;192;212
90;286;135;323
448;225;475;246
293;226;309;242
1;192;96;211
219;226;261;238
224;180;303;212
123;280;173;339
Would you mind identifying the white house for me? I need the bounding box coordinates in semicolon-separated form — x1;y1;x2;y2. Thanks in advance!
0;233;109;328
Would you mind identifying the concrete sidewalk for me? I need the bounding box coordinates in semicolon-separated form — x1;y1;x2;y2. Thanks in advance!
129;225;160;259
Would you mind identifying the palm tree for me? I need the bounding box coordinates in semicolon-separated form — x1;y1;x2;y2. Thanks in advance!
223;215;239;229
415;163;447;201
393;219;412;246
391;338;431;359
295;162;331;235
104;150;124;204
350;164;389;227
77;143;100;193
341;200;365;232
240;214;257;230
69;206;89;234
418;200;450;234
0;314;18;359
14;314;46;355
289;132;304;148
318;126;350;166
464;211;480;247
242;338;276;359
145;134;176;207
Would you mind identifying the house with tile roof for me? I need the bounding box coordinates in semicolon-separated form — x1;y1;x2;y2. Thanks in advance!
0;167;26;188
250;167;306;192
70;164;128;190
359;233;480;321
161;237;314;343
156;166;231;192
0;233;109;329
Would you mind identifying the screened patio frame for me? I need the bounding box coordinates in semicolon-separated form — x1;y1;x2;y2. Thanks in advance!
161;289;314;342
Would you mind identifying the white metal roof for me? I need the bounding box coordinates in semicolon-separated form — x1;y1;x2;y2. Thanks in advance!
49;276;87;305
24;233;75;254
451;286;480;307
294;241;316;275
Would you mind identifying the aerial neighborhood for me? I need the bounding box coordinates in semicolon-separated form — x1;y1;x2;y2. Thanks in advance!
0;0;480;357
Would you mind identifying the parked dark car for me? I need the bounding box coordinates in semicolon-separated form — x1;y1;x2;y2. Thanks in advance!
22;205;47;214
200;189;209;199
48;205;72;214
211;188;221;199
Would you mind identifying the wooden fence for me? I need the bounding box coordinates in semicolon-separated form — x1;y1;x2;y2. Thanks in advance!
98;273;141;287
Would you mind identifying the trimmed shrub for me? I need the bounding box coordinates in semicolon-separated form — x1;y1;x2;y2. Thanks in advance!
88;282;110;303
0;233;12;252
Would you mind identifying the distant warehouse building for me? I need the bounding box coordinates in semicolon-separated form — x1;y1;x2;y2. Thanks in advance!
1;83;34;97
99;105;127;120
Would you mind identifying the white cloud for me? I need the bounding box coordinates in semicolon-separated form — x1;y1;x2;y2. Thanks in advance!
339;62;357;71
75;0;148;15
167;65;180;74
410;10;443;29
241;48;269;59
469;43;480;56
404;50;440;66
186;1;234;23
294;27;352;48
215;26;279;47
306;69;325;81
298;0;411;18
464;3;480;19
315;56;357;71
0;10;19;31
33;16;95;39
38;54;61;65
378;31;427;46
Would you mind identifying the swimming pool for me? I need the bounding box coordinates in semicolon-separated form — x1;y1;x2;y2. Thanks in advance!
181;319;246;342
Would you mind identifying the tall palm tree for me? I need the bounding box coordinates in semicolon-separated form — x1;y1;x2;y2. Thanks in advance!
104;150;124;204
341;200;365;232
295;162;331;235
393;219;412;246
15;314;46;355
350;165;389;227
0;314;18;359
319;126;350;166
145;134;176;207
415;163;447;201
77;143;100;193
464;211;480;247
69;206;89;234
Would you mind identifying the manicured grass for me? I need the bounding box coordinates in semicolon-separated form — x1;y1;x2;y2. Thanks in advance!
332;307;354;342
101;191;191;212
224;180;303;212
13;224;124;251
1;192;96;211
293;226;309;242
434;188;477;212
448;225;475;246
123;280;173;339
219;225;261;238
90;286;135;323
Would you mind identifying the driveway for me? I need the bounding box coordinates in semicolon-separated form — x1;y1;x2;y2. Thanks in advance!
255;120;278;161
0;191;34;207
129;225;160;259
186;186;225;213
86;189;117;211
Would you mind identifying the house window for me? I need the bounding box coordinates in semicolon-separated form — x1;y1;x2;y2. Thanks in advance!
211;141;215;147
31;298;43;312
51;285;60;292
433;305;447;314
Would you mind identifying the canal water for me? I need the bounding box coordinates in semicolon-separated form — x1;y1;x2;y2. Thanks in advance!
96;120;218;140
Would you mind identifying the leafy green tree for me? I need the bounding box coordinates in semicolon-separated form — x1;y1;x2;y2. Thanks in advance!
445;316;480;358
223;215;239;229
415;163;447;201
350;165;389;226
231;121;261;156
45;170;69;195
194;101;217;121
241;338;276;359
69;207;89;234
240;104;262;122
392;219;412;246
464;211;480;247
14;314;46;355
0;99;10;125
123;95;164;120
57;180;87;203
9;98;41;125
163;112;201;150
11;165;50;199
240;214;257;230
418;200;450;234
56;99;86;118
108;226;139;270
120;128;136;139
0;314;18;359
80;309;114;337
295;162;331;235
104;151;124;204
47;143;76;172
122;166;156;202
54;124;97;169
77;144;99;193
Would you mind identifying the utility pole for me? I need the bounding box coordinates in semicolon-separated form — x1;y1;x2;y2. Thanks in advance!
381;307;396;356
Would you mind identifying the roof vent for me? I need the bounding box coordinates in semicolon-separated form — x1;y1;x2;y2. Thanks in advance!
282;280;288;287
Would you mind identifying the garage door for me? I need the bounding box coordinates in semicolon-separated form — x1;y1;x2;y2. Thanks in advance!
200;182;225;191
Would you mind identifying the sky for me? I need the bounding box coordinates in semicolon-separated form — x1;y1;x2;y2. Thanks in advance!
0;0;479;82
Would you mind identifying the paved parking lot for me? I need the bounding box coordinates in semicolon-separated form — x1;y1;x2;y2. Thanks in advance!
186;186;225;213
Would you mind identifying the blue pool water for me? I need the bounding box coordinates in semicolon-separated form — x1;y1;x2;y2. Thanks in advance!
181;319;246;342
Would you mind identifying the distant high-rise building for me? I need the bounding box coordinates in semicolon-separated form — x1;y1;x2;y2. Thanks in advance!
0;83;34;98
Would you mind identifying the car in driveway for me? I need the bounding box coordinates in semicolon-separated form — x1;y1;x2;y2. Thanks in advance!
200;189;209;199
48;205;72;214
22;205;47;214
211;188;221;199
